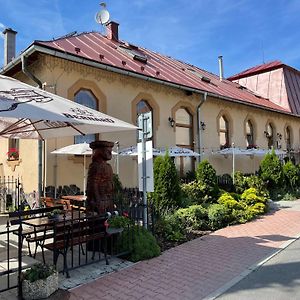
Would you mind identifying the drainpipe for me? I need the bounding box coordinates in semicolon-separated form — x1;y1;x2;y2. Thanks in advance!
21;55;44;198
197;92;207;163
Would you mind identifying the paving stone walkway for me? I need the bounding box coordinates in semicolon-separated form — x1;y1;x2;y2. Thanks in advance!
69;203;300;300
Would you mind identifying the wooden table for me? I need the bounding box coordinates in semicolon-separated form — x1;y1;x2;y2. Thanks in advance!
61;195;86;210
61;195;86;202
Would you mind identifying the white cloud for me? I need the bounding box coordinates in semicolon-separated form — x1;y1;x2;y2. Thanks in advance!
0;23;5;39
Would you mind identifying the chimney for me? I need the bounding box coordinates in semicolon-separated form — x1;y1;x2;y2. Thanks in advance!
106;21;119;41
218;55;224;81
3;28;17;66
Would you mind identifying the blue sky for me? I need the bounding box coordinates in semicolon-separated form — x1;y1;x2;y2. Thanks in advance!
0;0;300;77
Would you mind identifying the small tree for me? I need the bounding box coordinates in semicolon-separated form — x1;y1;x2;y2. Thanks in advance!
195;160;219;202
283;160;299;191
259;149;283;189
152;153;181;213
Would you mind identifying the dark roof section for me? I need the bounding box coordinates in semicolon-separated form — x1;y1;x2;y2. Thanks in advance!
32;32;289;113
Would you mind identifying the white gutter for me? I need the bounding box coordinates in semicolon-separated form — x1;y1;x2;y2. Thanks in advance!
0;44;297;119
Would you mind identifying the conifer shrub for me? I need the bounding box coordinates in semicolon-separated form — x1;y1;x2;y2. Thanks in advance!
118;226;161;262
175;205;209;230
259;150;283;190
154;213;185;242
217;192;243;210
241;188;267;205
246;175;269;197
207;204;230;230
152;153;181;213
283;160;299;191
195;160;219;202
234;171;248;194
181;181;206;204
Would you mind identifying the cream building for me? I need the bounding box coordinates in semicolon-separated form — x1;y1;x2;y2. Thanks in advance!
1;24;299;195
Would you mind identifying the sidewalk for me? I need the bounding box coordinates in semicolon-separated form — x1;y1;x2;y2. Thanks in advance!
69;201;300;300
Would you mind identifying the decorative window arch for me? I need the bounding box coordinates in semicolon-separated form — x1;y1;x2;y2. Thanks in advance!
265;122;275;149
74;89;98;144
136;100;153;141
131;92;159;144
175;107;194;177
67;79;107;144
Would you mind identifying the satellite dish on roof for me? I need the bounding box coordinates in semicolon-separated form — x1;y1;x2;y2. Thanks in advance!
95;2;110;25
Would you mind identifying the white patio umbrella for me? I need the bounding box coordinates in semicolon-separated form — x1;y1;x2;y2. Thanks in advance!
51;143;118;196
214;147;252;183
0;75;137;139
157;146;201;157
119;145;160;156
247;148;286;156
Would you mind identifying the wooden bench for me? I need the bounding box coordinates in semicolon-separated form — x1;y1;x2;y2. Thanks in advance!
9;205;64;257
43;213;109;278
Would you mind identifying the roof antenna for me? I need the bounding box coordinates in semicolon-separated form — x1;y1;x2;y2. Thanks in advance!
95;2;110;33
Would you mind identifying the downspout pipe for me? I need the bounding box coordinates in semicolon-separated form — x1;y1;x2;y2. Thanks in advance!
21;55;44;198
197;92;207;163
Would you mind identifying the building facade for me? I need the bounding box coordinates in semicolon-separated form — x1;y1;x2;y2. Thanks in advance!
1;24;300;194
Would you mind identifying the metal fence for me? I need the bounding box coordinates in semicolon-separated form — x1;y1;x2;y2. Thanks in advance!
0;188;154;297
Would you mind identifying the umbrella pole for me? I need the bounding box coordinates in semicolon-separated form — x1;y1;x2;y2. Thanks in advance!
232;143;235;185
83;155;86;196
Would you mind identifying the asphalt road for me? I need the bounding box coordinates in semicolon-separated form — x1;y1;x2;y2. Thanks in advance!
216;231;300;300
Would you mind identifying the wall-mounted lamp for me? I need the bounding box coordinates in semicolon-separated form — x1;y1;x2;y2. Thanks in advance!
264;131;270;138
277;133;282;140
200;121;206;130
168;117;175;127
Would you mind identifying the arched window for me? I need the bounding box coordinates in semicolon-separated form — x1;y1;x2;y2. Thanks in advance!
246;120;254;148
219;115;229;149
137;100;153;141
265;123;274;149
74;90;97;144
175;108;193;176
286;126;292;151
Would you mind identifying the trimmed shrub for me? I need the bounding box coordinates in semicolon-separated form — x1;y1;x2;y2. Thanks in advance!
154;213;185;242
250;202;267;215
118;226;161;262
246;175;269;197
152;153;181;213
234;171;248;194
241;188;267;205
175;205;209;231
217;192;242;210
207;204;230;230
196;160;217;186
259;150;283;189
181;181;206;204
283;160;299;191
195;160;219;202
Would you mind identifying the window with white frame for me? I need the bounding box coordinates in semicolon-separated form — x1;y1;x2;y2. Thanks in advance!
74;90;97;144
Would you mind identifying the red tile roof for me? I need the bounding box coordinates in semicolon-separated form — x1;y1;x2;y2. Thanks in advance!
228;61;284;81
35;32;289;114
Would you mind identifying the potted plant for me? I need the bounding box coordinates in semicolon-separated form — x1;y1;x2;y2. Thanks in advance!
7;148;19;160
22;263;58;300
47;208;63;220
106;215;131;234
